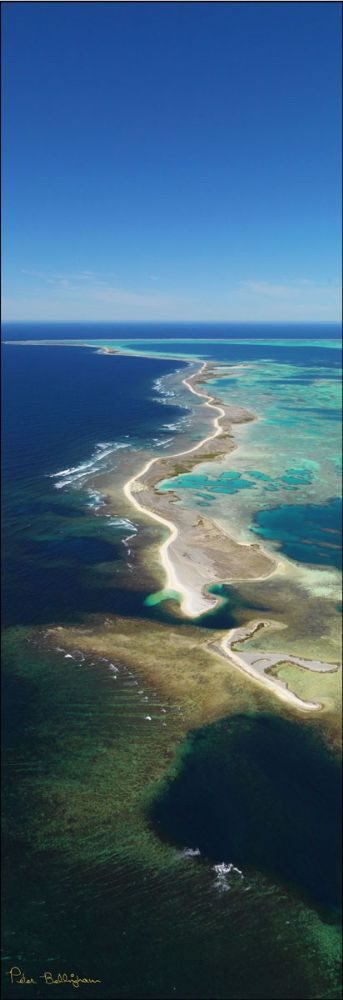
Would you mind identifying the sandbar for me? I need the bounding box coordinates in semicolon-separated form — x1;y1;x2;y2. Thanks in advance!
211;619;339;712
123;361;276;617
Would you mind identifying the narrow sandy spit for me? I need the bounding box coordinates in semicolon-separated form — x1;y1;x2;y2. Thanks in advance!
124;362;233;617
211;620;340;712
122;360;340;712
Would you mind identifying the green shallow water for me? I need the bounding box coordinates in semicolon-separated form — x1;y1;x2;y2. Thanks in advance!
2;335;342;999
149;712;342;911
156;358;342;574
2;632;342;1000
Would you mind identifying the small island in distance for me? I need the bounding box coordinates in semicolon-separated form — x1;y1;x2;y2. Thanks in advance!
2;2;341;999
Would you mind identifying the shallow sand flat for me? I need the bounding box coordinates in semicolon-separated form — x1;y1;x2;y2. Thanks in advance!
44;610;341;728
42;614;309;727
211;619;340;713
43;616;250;725
123;362;276;616
214;568;342;737
137;500;274;586
37;351;340;724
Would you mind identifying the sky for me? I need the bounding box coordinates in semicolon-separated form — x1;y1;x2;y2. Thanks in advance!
2;1;342;323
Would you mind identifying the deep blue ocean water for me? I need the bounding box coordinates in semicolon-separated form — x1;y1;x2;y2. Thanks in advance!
2;344;188;626
1;324;342;1000
2;344;186;487
4;321;341;340
2;327;341;628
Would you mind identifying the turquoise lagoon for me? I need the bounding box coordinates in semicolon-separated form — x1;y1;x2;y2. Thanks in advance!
156;356;342;575
2;327;342;1000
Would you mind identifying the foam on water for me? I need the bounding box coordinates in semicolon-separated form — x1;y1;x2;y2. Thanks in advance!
152;436;174;447
105;516;138;532
49;441;131;489
181;847;201;858
86;489;107;510
213;862;244;892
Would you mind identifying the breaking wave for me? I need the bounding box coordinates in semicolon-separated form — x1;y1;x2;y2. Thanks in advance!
49;440;131;490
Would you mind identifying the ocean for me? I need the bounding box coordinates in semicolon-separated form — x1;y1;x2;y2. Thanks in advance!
1;323;342;999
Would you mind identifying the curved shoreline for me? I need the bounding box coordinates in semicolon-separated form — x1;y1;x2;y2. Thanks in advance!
123;361;276;617
211;619;339;712
124;363;224;616
122;360;341;711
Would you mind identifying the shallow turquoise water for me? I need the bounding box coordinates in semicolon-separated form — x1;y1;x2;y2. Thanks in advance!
2;329;342;999
157;355;342;572
251;499;342;569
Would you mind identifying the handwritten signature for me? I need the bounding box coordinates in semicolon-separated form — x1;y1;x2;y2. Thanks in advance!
6;967;102;988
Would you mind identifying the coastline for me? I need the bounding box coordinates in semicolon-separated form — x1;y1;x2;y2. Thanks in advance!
119;356;340;711
5;339;340;714
123;360;277;617
210;619;339;713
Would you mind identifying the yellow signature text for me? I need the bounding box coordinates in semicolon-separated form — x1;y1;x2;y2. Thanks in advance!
6;967;102;988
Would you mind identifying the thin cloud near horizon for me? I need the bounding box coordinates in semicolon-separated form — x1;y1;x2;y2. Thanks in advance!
3;270;341;323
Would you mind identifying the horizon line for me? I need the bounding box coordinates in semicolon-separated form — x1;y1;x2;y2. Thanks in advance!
2;319;342;326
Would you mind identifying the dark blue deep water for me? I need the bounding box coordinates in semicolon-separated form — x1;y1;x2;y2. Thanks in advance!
2;329;341;629
149;712;342;909
2;344;185;491
4;320;341;340
1;325;342;1000
2;345;187;627
252;498;342;569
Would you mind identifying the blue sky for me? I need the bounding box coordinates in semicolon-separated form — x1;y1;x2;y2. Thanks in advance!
2;2;341;322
